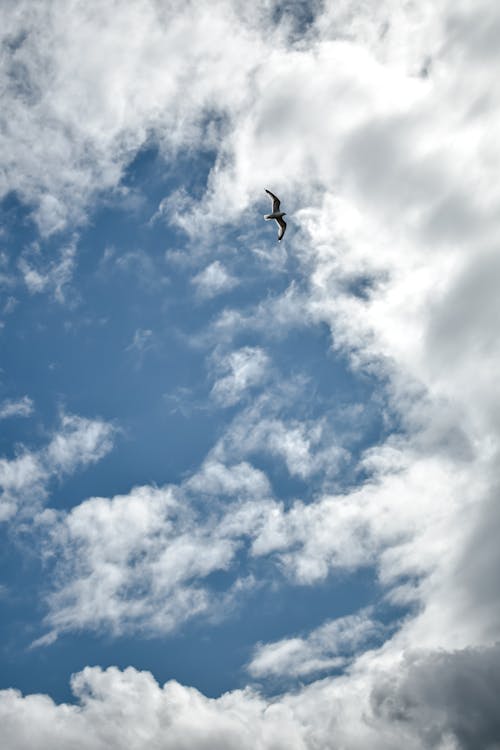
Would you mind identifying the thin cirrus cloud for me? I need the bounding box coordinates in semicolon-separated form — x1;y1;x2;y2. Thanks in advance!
1;0;500;748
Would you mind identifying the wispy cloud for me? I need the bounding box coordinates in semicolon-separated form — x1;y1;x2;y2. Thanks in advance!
249;609;384;679
18;240;77;304
125;327;154;358
210;346;270;406
0;395;34;420
0;413;116;522
192;260;239;299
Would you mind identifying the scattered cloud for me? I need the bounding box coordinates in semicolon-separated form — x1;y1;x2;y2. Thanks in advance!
126;328;154;356
192;260;239;299
212;388;347;481
210;347;270;406
249;608;384;679
0;395;34;420
0;413;116;522
41;485;230;639
18;240;77;304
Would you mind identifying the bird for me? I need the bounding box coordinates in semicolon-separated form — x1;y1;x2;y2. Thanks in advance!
264;189;287;241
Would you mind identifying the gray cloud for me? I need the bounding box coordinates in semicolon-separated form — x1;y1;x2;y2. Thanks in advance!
372;645;500;750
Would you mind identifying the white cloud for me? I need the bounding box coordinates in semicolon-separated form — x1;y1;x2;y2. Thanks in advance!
212;389;347;481
3;646;500;750
205;282;312;349
0;413;116;522
192;260;238;299
40;475;260;640
0;0;274;234
185;459;272;499
249;609;383;679
45;414;116;475
35;450;290;641
0;665;308;750
211;347;270;406
0;396;34;420
18;240;77;303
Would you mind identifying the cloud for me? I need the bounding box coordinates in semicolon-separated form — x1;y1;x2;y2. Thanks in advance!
211;347;271;406
125;328;155;367
2;0;500;747
192;260;239;299
185;458;272;499
371;644;500;750
0;396;34;420
249;609;384;679
0;252;16;291
0;0;276;234
0;665;307;750
18;240;77;303
3;645;500;750
45;414;116;475
42;485;232;638
126;328;153;352
0;413;116;522
212;388;347;481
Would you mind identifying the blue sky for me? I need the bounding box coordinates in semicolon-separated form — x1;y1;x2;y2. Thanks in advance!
1;141;388;702
1;1;500;748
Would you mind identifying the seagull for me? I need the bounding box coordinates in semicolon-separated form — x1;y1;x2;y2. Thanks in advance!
264;189;287;241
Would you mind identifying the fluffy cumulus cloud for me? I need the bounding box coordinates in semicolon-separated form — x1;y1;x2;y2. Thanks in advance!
0;666;308;750
40;481;242;639
2;646;500;749
2;0;500;748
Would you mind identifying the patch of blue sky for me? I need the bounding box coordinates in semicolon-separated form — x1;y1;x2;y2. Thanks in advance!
0;142;403;704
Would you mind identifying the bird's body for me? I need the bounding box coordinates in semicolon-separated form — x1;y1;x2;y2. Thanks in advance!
264;189;287;240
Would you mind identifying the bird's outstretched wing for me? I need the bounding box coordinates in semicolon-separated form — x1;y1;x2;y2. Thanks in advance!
276;216;286;241
265;188;281;213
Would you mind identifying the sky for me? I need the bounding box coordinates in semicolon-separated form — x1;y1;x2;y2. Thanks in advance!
1;0;500;748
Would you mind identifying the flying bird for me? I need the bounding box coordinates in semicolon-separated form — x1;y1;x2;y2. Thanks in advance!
264;189;287;241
